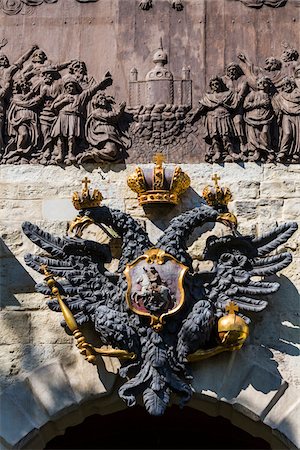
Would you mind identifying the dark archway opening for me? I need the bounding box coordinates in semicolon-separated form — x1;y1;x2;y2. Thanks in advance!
45;405;271;449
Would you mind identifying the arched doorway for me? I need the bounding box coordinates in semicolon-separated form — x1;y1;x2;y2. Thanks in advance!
45;405;271;450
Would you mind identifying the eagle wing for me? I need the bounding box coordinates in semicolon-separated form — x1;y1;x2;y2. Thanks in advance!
202;222;298;316
22;221;120;326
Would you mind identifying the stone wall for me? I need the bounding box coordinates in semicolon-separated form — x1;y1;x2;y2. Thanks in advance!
0;162;299;448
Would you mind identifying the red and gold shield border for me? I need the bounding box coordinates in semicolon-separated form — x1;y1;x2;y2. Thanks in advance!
124;248;188;331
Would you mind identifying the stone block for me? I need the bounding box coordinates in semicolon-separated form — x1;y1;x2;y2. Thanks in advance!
212;163;263;182
63;352;118;404
0;312;31;344
264;164;300;181
261;181;299;199
283;199;300;220
0;392;36;447
30;311;73;344
263;385;300;449
232;181;260;200
28;361;77;417
231;200;258;220
0;200;42;223
5;378;49;431
42;199;77;221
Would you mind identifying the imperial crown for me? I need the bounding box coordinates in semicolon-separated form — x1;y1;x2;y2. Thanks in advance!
202;174;233;212
127;154;190;205
72;177;103;210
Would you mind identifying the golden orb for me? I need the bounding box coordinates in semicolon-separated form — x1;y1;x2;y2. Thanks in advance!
218;311;249;347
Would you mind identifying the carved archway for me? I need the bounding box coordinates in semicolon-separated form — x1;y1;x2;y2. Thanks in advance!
0;354;298;449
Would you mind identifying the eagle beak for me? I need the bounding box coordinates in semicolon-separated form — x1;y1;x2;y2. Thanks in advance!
216;212;238;229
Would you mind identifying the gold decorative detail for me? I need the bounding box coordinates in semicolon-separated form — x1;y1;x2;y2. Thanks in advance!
127;154;190;206
68;215;95;237
202;173;233;208
187;301;249;363
218;301;249;346
216;212;238;228
72;177;103;210
124;249;188;332
144;248;167;264
40;265;136;363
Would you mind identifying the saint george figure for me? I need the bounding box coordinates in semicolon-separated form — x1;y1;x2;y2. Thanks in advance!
50;72;112;164
243;76;275;162
197;76;247;162
3;77;42;163
273;77;300;162
81;94;129;163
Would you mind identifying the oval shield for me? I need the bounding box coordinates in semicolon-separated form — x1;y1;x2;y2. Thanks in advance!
124;248;188;331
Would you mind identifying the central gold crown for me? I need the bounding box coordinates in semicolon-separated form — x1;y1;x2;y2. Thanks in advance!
72;177;103;210
202;174;232;211
127;154;190;205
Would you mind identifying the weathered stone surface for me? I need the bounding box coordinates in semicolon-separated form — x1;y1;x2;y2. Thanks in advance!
42;199;77;221
28;361;77;417
282;199;300;220
0;312;31;344
263;385;300;449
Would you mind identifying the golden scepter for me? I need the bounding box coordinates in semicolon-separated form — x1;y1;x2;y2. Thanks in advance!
40;264;136;363
40;264;97;364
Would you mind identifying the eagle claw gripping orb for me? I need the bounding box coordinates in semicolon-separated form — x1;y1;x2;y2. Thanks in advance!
23;175;297;416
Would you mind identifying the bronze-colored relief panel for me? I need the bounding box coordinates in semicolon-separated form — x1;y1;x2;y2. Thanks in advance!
0;0;299;164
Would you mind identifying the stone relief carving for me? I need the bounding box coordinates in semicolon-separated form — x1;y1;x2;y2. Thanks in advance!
128;42;200;158
0;0;98;15
22;177;298;415
236;0;288;7
139;0;184;10
0;43;300;165
200;47;300;163
0;45;129;165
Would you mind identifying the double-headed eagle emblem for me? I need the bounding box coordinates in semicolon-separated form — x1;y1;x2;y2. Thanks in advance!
23;175;297;416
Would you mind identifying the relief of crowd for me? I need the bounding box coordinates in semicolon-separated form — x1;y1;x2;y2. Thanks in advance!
0;46;130;165
196;47;300;163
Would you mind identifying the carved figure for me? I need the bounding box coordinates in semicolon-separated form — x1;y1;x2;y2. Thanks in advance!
243;76;276;161
197;76;246;162
139;0;183;9
3;77;42;163
38;67;63;163
81;94;128;163
273;77;300;162
23;196;297;416
237;0;288;7
238;53;283;89
0;45;38;83
50;73;112;164
0;78;10;152
281;46;299;78
22;50;71;91
65;59;96;91
0;0;99;15
222;62;248;145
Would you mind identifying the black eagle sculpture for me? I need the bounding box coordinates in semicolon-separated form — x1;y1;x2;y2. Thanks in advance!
23;204;297;416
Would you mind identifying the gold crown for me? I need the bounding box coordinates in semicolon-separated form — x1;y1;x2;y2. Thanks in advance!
72;177;103;210
202;174;232;210
127;153;190;206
